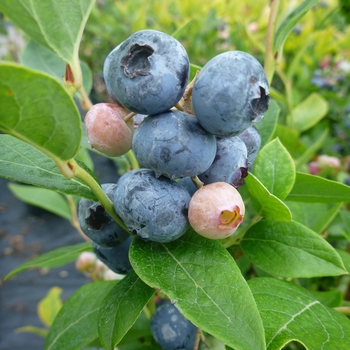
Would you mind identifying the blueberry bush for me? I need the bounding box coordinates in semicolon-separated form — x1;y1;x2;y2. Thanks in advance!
1;1;350;349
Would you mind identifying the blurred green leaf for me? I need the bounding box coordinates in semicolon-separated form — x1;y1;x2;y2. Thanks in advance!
309;290;343;308
286;173;350;203
38;287;63;327
21;40;93;98
5;242;92;280
0;135;97;201
274;0;320;52
16;326;48;338
98;272;155;350
255;100;279;148
249;277;350;349
253;138;295;200
290;93;328;132
245;173;292;221
286;202;342;234
241;220;346;278
45;281;117;350
130;229;265;350
0;63;82;163
336;249;350;274
8;183;73;221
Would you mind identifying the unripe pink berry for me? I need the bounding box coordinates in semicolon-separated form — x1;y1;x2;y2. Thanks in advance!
75;252;97;272
188;182;245;239
84;103;134;157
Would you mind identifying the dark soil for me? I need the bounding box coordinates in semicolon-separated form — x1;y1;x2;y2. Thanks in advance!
0;152;120;350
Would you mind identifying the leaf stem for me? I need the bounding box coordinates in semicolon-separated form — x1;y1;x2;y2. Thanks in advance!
264;0;281;85
66;195;90;241
334;307;350;316
126;149;140;170
79;84;93;111
69;159;130;233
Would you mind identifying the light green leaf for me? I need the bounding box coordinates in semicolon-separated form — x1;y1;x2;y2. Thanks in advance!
98;272;155;350
245;172;292;221
255;99;279;148
339;209;350;242
253;138;295;199
8;183;73;221
129;229;266;350
0;63;82;171
38;287;63;327
274;0;320;52
0;0;95;89
45;281;117;350
0;135;97;201
336;249;350;274
21;40;93;98
290;93;328;132
16;326;48;338
5;242;92;280
249;277;350;350
286;202;342;234
241;220;346;278
286;172;350;203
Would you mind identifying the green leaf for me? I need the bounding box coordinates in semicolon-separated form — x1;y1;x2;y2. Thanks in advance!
0;63;81;164
295;127;329;170
98;271;155;350
339;210;350;242
21;40;93;98
274;0;320;52
290;93;329;132
273;124;306;159
5;242;92;280
253;138;295;200
255;99;279;148
38;287;63;327
286;202;342;234
309;290;343;308
45;281;116;350
248;277;350;350
286;172;350;203
241;220;346;278
8;183;73;221
0;135;97;201
0;0;95;89
129;229;266;350
336;249;350;274
245;173;292;222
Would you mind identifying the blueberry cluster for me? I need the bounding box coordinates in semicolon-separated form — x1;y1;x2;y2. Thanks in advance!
80;29;270;348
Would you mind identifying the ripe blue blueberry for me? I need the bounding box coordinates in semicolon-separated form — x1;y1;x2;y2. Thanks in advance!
177;177;199;197
151;301;197;350
132;110;217;179
237;125;262;171
78;183;130;248
198;136;248;188
192;51;270;137
104;30;190;115
113;169;191;243
93;236;133;275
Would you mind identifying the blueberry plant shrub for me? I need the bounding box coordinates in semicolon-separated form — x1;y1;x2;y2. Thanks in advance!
1;1;350;350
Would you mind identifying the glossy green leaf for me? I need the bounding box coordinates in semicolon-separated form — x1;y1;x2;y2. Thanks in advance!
253;138;295;200
8;183;73;221
0;135;97;201
241;220;346;278
290;93;328;132
245;173;292;221
38;287;63;327
286;202;342;234
0;0;95;88
255;99;279;148
248;277;350;350
129;229;265;350
274;0;320;52
286;172;350;203
5;242;92;280
0;63;82;163
21;40;93;98
45;281;116;350
98;271;155;350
